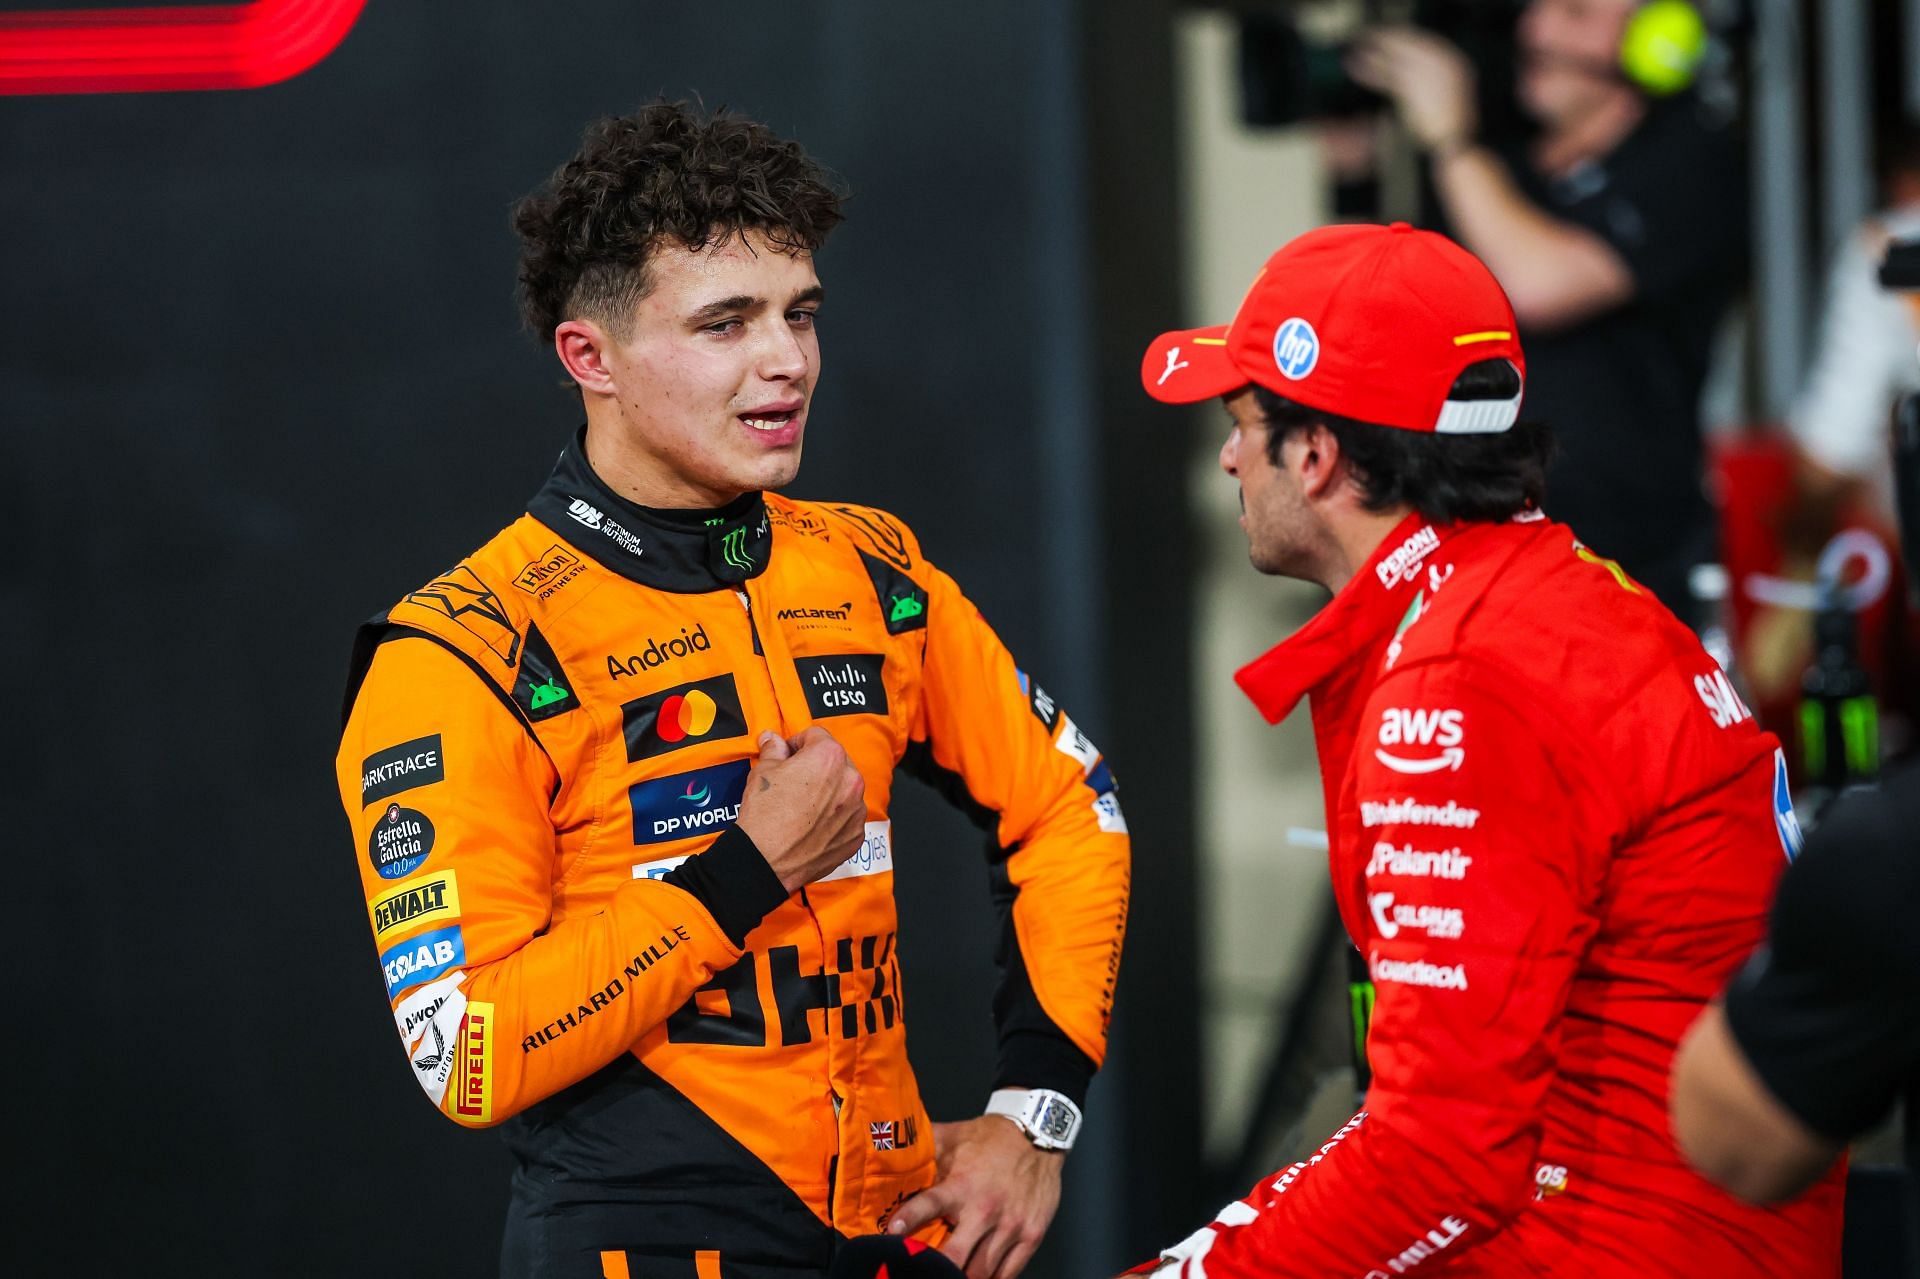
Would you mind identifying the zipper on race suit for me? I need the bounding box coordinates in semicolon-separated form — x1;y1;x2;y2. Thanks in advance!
741;577;851;1224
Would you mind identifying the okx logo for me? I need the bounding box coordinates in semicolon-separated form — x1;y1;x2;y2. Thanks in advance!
621;675;747;762
630;760;751;845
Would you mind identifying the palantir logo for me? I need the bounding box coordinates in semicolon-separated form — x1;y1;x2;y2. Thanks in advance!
1272;317;1320;381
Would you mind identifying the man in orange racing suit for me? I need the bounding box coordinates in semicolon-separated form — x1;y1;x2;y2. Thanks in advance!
333;103;1130;1279
1132;223;1840;1277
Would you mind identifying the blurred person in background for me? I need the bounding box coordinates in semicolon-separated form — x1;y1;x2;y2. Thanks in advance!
1786;122;1920;527
1339;0;1746;612
333;102;1130;1279
1130;221;1838;1276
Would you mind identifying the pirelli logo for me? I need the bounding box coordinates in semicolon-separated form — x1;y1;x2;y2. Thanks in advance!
369;871;461;943
453;1000;494;1123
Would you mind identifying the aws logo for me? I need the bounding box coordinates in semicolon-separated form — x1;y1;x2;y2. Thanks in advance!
620;675;747;762
1374;707;1465;774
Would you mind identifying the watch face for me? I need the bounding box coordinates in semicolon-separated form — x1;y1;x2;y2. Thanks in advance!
1035;1098;1075;1141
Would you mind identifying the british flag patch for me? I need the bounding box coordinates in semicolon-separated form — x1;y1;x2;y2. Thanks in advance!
870;1117;918;1150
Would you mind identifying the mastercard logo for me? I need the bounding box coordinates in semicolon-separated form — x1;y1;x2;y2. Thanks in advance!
657;690;720;743
621;675;746;763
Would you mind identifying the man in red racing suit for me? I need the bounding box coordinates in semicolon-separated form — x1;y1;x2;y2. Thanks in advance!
1134;222;1842;1276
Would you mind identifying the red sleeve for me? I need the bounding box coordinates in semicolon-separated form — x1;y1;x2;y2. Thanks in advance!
1166;662;1607;1277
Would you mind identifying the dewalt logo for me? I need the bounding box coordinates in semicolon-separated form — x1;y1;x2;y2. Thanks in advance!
370;870;462;943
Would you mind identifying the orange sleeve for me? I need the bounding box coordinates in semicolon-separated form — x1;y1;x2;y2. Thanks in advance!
906;565;1131;1101
336;634;761;1128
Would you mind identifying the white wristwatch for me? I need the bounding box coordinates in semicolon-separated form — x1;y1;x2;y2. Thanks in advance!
984;1087;1082;1151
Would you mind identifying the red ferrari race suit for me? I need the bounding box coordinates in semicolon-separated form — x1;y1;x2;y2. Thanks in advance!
1154;513;1842;1278
333;430;1130;1277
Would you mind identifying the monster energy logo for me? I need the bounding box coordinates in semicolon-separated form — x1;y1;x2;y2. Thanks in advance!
720;527;753;572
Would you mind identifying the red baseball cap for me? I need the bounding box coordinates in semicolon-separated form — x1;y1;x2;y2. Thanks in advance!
1141;222;1525;434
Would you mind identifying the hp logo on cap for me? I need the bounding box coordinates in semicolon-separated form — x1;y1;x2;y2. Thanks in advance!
1272;318;1319;381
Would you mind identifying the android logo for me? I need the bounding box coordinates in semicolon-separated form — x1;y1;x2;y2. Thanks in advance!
528;677;570;710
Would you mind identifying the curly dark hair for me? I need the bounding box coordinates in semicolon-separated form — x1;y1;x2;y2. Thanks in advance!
511;100;846;340
1256;359;1553;523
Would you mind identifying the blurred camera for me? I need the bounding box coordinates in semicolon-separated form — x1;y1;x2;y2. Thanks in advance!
1238;0;1524;127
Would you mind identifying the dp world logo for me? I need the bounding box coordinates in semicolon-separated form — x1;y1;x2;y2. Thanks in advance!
1272;317;1320;381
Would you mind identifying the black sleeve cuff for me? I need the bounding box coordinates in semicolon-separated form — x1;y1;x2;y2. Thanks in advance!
994;1029;1097;1109
659;825;789;949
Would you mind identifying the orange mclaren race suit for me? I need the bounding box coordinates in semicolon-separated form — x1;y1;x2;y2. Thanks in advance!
334;430;1130;1278
1148;513;1841;1278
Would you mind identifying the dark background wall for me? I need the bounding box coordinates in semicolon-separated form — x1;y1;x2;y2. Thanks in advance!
3;3;1194;1274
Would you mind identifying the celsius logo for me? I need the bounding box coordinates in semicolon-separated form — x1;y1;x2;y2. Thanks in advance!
1367;892;1465;940
628;760;751;845
607;624;711;679
1374;707;1465;774
1375;525;1441;589
567;498;603;529
1272;317;1319;380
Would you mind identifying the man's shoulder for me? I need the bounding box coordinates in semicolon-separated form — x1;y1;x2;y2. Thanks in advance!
774;495;930;575
378;514;597;675
1389;519;1694;705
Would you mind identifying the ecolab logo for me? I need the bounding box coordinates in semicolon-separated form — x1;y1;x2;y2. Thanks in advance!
1374;708;1465;774
1375;525;1441;589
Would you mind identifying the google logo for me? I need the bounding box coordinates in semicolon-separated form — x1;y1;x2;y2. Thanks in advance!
657;690;721;743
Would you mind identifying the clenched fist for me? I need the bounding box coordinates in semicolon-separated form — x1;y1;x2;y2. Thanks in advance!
737;727;868;892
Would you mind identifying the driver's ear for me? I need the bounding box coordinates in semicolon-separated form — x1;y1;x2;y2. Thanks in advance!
1296;422;1343;500
555;319;618;395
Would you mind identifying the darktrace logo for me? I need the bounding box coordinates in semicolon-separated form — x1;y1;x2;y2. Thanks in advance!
620;675;747;762
513;544;586;600
360;734;443;806
607;623;711;680
629;760;751;845
796;654;888;718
